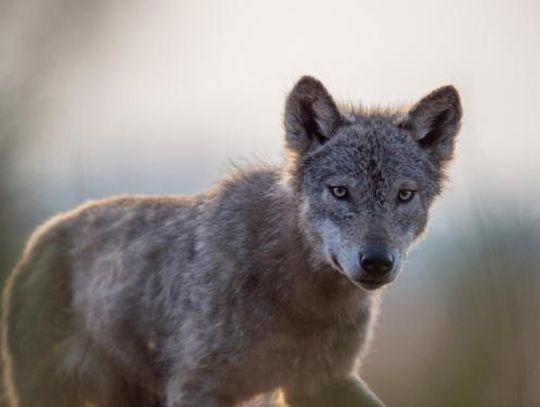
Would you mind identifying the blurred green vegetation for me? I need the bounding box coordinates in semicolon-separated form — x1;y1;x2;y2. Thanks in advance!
435;213;539;406
1;0;110;279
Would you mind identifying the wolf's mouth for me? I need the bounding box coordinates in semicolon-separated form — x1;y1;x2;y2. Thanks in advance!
329;255;391;291
357;279;385;291
330;255;344;273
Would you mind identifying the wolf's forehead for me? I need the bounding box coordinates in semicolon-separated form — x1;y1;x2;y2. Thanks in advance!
320;128;415;177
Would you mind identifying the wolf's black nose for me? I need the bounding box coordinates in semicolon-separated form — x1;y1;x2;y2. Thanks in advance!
360;248;394;277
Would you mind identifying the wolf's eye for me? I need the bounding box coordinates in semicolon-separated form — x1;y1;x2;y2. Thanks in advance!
398;189;415;203
330;186;348;199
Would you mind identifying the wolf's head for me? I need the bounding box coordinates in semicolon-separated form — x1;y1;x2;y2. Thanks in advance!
284;76;462;291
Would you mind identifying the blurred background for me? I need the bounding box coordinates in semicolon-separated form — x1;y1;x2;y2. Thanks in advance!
1;0;539;405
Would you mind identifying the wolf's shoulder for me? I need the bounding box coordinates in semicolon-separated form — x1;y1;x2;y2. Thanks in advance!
208;163;282;195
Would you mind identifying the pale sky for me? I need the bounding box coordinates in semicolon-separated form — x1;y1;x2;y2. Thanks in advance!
8;0;540;224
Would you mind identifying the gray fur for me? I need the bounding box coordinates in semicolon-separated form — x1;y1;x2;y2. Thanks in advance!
1;76;461;406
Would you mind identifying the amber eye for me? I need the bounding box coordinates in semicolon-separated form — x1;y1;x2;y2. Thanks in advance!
330;186;348;199
398;189;415;203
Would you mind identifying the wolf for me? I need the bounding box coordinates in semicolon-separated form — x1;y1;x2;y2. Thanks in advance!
1;76;461;406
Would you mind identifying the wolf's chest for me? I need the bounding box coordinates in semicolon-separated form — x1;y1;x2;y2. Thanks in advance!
221;316;366;402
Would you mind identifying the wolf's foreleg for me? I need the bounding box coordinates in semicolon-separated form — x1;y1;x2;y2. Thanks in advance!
284;375;384;407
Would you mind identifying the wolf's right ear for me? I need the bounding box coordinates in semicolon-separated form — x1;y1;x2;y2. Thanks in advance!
284;76;342;154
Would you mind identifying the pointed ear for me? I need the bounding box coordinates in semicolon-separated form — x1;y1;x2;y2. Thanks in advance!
284;76;342;154
401;85;462;163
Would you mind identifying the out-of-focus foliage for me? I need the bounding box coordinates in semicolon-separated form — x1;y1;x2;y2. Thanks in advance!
0;0;110;275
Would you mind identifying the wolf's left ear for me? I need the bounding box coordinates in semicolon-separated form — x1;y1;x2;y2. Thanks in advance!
401;85;462;163
284;76;342;154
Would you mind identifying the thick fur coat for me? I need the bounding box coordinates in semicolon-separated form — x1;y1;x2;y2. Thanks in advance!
1;76;461;406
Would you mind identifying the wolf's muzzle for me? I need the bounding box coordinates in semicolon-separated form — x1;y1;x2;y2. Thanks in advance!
360;247;395;278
